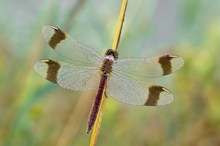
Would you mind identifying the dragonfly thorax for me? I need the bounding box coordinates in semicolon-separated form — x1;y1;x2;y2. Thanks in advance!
104;55;114;61
101;56;114;75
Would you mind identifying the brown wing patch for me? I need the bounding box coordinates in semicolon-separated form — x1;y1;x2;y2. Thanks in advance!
158;55;177;75
145;85;165;106
49;26;66;49
42;60;60;83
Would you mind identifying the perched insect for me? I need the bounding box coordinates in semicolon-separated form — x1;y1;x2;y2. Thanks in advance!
34;25;184;134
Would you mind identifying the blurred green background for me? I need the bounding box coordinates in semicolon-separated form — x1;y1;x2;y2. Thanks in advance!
0;0;220;146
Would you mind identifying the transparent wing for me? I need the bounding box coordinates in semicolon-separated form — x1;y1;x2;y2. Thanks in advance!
34;59;101;91
113;55;184;79
42;25;103;65
106;72;174;106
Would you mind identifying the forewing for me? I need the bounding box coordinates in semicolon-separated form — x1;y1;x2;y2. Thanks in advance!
42;25;103;65
34;59;101;91
106;72;174;106
113;55;184;79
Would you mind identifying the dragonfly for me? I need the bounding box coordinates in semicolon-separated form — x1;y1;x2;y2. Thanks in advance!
34;25;184;134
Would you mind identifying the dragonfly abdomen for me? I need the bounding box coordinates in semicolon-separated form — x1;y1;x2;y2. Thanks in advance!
87;74;107;134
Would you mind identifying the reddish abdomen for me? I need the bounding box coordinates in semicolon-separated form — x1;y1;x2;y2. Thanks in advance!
87;75;107;134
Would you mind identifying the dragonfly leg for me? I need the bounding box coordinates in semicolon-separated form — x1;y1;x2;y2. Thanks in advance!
104;81;109;98
104;90;108;98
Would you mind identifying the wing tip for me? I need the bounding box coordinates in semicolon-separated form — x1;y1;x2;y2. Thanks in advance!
34;60;47;78
34;59;60;84
42;25;58;32
169;54;184;67
41;25;60;39
145;85;174;106
164;54;185;74
33;59;53;74
158;86;174;105
42;25;66;49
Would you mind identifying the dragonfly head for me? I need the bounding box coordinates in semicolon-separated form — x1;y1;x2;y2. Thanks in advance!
105;49;118;60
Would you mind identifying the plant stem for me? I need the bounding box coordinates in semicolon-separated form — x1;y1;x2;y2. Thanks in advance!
89;0;128;146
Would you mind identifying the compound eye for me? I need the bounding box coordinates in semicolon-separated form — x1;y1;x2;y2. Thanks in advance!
113;51;119;60
105;49;113;56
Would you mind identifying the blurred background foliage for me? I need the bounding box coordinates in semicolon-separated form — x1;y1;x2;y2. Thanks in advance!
0;0;220;146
